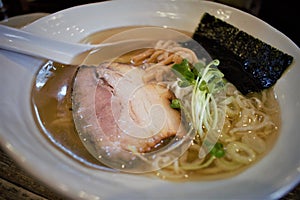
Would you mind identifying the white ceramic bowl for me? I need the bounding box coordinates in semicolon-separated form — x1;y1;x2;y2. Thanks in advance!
0;1;299;199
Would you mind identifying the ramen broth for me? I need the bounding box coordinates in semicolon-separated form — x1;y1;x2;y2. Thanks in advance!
31;27;280;180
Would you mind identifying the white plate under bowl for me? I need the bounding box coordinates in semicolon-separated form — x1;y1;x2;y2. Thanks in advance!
0;12;49;28
0;0;299;199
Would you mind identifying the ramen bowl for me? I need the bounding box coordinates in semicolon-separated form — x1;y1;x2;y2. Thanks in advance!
0;0;299;199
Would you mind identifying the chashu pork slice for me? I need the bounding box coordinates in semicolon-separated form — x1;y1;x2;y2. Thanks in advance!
72;62;186;156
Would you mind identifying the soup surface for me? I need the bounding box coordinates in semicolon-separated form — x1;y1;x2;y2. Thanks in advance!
31;26;280;180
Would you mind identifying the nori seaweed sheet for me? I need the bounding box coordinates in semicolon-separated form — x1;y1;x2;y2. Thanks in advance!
193;12;293;95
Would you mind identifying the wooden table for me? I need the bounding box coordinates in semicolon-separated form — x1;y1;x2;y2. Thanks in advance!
0;146;299;200
0;147;67;200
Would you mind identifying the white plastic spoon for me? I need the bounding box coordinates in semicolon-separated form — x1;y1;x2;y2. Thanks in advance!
0;24;160;65
0;23;216;173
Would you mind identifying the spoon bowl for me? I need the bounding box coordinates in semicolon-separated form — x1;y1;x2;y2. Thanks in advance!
71;27;213;173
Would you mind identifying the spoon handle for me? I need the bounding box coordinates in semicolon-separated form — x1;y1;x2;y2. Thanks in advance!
0;24;96;65
0;24;187;65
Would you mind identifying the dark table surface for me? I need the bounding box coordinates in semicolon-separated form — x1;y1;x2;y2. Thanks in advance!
0;0;299;199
